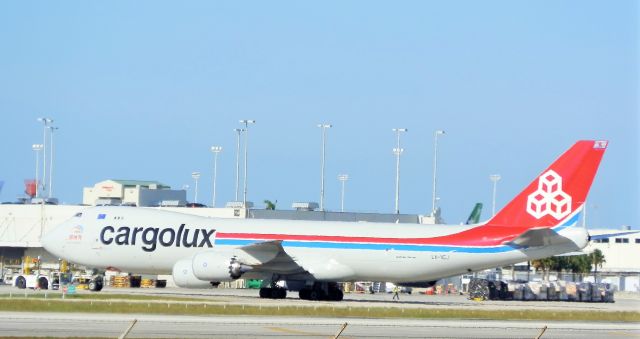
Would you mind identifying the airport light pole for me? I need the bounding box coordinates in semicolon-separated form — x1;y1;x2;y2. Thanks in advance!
318;123;332;211
239;120;255;207
392;128;407;214
37;117;53;196
431;130;445;216
233;128;244;202
338;174;349;212
32;144;43;198
490;174;501;216
191;172;201;204
210;146;223;207
48;126;59;198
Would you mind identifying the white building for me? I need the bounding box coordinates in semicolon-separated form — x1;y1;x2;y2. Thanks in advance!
585;229;640;292
82;179;186;207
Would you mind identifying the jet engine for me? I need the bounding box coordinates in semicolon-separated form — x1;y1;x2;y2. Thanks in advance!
171;259;214;288
192;251;252;281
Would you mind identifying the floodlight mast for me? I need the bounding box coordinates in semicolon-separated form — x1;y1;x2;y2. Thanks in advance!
48;126;59;198
490;174;501;216
317;123;332;211
37;117;53;195
431;130;445;215
191;172;201;204
392;128;407;214
210;146;223;207
338;174;349;212
239;120;255;207
233;128;244;202
32;144;44;198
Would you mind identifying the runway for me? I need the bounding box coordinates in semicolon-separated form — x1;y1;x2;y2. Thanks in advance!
1;311;638;338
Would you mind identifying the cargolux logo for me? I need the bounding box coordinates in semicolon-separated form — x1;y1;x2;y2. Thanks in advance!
100;224;215;252
526;170;572;220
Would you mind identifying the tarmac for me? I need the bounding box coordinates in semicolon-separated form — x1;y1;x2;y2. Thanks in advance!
0;311;638;338
0;285;638;338
93;285;640;312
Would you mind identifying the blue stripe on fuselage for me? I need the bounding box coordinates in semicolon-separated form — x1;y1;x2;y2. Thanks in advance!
215;239;511;253
214;211;581;254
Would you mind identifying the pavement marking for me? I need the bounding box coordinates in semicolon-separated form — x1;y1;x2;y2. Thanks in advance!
265;325;326;336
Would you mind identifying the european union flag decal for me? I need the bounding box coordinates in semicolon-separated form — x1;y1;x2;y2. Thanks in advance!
97;214;106;220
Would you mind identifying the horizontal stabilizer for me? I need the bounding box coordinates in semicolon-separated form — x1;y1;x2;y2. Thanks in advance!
504;228;573;248
554;251;587;257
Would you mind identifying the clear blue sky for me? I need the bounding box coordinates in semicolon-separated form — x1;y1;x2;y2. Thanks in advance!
1;1;637;229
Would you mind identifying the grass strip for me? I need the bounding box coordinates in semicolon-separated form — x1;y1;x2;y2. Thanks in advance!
0;299;638;322
0;293;204;302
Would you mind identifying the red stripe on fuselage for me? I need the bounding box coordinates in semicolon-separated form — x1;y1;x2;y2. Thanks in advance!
216;225;530;247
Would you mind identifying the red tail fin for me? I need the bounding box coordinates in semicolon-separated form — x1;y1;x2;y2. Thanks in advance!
486;140;607;228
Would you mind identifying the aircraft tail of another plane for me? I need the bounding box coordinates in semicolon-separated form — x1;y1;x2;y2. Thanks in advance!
485;140;608;230
465;203;483;225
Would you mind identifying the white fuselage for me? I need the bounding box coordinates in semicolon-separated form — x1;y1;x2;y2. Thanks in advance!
42;206;587;283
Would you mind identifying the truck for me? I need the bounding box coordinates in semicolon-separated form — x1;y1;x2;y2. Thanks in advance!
13;256;103;291
13;271;68;290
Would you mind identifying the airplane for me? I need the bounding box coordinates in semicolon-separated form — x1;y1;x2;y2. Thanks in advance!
42;140;609;301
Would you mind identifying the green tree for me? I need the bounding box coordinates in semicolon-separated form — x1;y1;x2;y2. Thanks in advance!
567;255;591;281
550;256;570;280
532;257;556;281
264;200;277;210
589;249;606;282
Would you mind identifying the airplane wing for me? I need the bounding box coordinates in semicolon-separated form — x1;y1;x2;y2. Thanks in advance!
238;240;283;264
237;240;310;278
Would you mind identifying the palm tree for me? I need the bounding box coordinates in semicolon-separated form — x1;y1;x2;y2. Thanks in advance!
532;258;555;281
264;199;276;210
568;255;591;282
589;249;606;283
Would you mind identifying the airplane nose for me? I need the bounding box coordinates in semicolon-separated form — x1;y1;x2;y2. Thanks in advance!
41;222;66;259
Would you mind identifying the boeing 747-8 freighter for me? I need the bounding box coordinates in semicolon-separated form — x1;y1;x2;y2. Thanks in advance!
42;140;608;301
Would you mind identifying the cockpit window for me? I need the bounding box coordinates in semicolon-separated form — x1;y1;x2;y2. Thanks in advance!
74;212;83;217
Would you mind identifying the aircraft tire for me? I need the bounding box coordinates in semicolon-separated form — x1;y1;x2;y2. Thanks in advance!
258;287;287;299
298;288;311;300
330;289;344;301
309;289;325;301
273;288;286;299
88;281;97;291
16;276;26;289
308;290;318;300
38;277;49;290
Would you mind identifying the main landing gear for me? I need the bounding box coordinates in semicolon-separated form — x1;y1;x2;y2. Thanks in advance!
299;282;343;301
259;287;287;299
